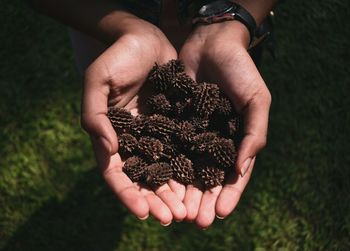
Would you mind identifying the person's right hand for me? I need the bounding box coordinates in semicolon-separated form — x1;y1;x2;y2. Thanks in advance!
179;21;271;228
81;15;187;225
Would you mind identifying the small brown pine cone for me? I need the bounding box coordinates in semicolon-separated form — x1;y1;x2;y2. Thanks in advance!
148;61;181;92
192;83;220;118
190;117;210;132
138;136;164;161
131;115;148;137
196;166;225;189
118;133;138;158
215;96;232;116
147;94;172;115
172;99;191;117
207;138;236;168
167;59;185;73
170;154;195;185
172;72;197;95
177;121;196;143
146;114;179;140
161;143;178;160
123;156;147;182
148;63;169;92
145;162;173;187
107;107;133;132
191;132;219;152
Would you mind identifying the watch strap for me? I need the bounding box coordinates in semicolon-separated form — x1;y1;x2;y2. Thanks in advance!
232;3;257;42
192;1;257;44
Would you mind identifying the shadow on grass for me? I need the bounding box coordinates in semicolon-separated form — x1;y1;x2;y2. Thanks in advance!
3;168;128;251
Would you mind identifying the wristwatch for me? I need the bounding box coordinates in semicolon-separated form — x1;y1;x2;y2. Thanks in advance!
192;0;257;45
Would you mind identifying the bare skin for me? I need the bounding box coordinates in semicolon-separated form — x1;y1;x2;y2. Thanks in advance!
179;21;271;227
29;0;276;228
82;18;188;224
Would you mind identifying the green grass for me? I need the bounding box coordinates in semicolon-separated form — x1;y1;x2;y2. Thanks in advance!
1;0;349;250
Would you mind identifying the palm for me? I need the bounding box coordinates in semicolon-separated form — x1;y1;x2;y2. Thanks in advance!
83;26;187;224
179;23;271;228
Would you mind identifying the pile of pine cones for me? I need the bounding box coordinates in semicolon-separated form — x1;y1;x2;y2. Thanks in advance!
107;60;242;189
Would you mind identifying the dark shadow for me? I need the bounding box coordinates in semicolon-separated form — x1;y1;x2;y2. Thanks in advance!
3;168;128;251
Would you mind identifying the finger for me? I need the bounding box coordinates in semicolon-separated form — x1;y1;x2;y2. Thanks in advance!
183;182;203;221
102;153;149;219
237;91;270;176
215;157;255;218
155;184;187;221
168;179;186;201
195;186;222;229
140;187;173;225
82;62;118;155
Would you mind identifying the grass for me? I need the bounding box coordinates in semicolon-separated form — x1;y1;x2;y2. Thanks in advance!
0;0;349;250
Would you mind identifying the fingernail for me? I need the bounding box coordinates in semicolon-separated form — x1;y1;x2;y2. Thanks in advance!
99;136;111;154
216;215;225;220
160;221;172;227
201;227;207;231
240;158;252;177
137;214;149;221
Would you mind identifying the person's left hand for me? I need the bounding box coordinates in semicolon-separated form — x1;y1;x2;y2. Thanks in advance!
82;16;187;225
179;21;271;228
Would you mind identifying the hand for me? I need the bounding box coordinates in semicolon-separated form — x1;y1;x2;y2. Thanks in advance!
179;21;271;228
81;17;186;225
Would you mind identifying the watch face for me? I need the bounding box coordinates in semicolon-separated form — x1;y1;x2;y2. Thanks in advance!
199;0;234;17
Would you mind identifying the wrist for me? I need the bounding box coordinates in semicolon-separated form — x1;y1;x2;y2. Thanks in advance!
102;12;167;45
98;11;145;43
192;20;250;49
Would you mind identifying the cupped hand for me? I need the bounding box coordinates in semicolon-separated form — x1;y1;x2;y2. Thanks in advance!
81;17;186;225
179;21;271;228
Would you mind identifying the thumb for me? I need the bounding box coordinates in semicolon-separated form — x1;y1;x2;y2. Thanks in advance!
236;91;271;177
81;63;119;157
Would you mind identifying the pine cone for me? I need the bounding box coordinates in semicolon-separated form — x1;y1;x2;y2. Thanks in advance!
108;60;245;190
176;121;196;143
123;156;147;182
149;60;185;93
191;132;219;152
161;143;179;160
148;64;171;92
167;59;185;73
172;72;197;95
138;136;164;161
172;99;191;117
131;114;148;137
215;96;232;116
170;154;195;185
118;133;138;158
196;166;225;188
190;117;210;132
192;83;220;118
107;107;133;132
146;114;179;140
147;94;172;115
145;162;173;187
207;138;236;168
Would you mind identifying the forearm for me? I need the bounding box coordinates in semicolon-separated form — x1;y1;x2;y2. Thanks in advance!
28;0;141;44
234;0;278;25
